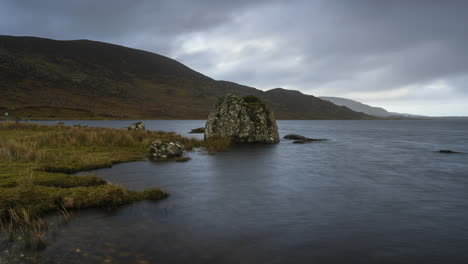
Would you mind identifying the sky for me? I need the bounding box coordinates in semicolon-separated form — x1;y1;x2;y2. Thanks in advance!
1;0;467;116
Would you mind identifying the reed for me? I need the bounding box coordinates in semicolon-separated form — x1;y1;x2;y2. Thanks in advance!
0;207;47;250
0;121;228;251
204;137;233;153
0;122;176;250
58;204;72;223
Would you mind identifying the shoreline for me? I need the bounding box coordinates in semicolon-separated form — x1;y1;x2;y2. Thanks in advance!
0;121;223;252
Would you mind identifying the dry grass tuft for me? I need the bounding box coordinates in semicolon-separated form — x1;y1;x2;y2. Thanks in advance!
204;137;233;154
0;207;48;250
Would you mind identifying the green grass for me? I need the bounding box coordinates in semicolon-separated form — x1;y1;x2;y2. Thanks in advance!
242;95;270;114
242;95;266;107
0;122;232;218
0;121;232;251
0;122;211;216
0;121;231;250
242;95;263;104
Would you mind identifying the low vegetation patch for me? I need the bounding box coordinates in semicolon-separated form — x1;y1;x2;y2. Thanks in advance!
0;121;229;250
242;95;270;115
242;95;266;107
204;137;233;154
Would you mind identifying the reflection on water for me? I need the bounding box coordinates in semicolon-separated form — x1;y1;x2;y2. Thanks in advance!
22;121;468;263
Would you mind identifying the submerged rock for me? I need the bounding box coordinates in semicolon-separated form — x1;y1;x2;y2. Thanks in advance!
189;127;205;134
439;150;464;154
284;134;327;143
293;140;306;144
284;134;306;140
128;121;145;131
292;139;327;144
149;140;185;160
204;94;279;143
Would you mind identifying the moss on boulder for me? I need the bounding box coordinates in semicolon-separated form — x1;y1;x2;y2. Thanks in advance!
205;94;279;143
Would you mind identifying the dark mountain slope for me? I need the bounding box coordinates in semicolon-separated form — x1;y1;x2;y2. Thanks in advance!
0;35;212;80
0;35;371;119
265;89;366;119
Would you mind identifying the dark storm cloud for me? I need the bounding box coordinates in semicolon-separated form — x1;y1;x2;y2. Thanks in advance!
0;0;279;53
1;0;467;115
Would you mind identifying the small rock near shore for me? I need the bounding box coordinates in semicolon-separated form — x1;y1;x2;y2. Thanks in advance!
149;140;185;160
128;121;145;131
189;127;205;134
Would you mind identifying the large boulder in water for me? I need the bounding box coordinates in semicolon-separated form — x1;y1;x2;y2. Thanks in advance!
204;94;279;143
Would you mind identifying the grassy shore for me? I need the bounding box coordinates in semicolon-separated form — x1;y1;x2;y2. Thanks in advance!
0;122;231;250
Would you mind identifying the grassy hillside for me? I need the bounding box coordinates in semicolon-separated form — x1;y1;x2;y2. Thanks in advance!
0;35;372;120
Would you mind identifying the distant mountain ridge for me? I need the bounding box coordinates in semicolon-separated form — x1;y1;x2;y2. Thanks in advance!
0;35;371;120
319;96;392;117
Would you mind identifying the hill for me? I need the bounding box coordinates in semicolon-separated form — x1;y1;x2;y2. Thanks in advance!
320;96;392;117
319;96;453;119
0;35;371;120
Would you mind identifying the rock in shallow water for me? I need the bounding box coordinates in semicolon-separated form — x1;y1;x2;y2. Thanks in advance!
284;134;307;140
189;127;205;134
284;134;327;143
439;149;464;154
204;94;279;143
149;140;185;160
292;140;306;144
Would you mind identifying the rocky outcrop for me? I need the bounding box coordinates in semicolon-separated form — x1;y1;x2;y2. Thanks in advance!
204;94;279;143
149;140;185;160
128;121;145;131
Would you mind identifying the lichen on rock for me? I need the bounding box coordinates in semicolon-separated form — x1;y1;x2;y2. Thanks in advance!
149;140;185;160
204;94;279;143
128;121;145;131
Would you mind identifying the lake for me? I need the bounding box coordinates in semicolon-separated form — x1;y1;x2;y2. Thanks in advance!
31;120;468;263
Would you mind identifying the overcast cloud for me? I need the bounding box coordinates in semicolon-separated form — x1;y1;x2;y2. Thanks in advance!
1;0;467;116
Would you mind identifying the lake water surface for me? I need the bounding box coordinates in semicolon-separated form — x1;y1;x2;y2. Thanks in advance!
34;120;468;263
